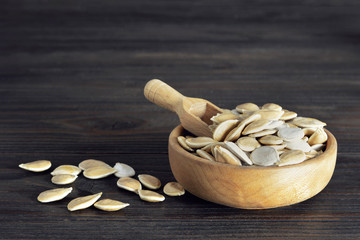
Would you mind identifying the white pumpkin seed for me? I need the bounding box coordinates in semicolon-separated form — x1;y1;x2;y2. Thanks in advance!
250;146;279;166
262;120;285;130
292;117;327;128
185;137;217;149
19;160;52;172
51;165;82;176
138;174;161;190
67;192;102;211
212;119;239;141
138;190;165;202
259;135;283;145
117;177;142;193
308;128;328;145
51;174;78;185
277;127;304;142
78;159;111;170
94;199;130;211
196;149;215;161
177;136;194;152
285;139;312;152
37;187;73;203
236;137;260;152
163;182;185;196
83;166;116;179
276;150;306;166
113;162;135;178
224;141;252;165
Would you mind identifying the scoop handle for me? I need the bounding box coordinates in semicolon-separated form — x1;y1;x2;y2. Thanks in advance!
144;79;184;113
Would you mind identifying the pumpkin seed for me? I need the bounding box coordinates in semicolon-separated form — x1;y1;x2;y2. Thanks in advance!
259;135;283;145
292;117;327;128
19;160;51;172
224;141;252;165
280;110;297;121
117;177;142;193
276;150;306;166
67;192;102;211
262;103;282;111
236;137;260;152
51;165;81;176
311;143;325;151
256;109;284;120
266;143;287;151
236;103;259;113
242;119;272;135
37;187;73;203
250;146;279;166
277;127;304;141
113;162;135;178
185;137;217;149
214;145;242;166
263;120;285;130
83;166;116;179
210;112;239;124
138;190;165;202
138;174;161;190
308;128;328;145
225;113;261;141
163;182;185;196
78;159;111;170
285;139;312;152
51;174;78;185
94;199;130;211
212;119;239;141
248;129;277;138
302;127;317;136
177;136;194;152
196;149;215;161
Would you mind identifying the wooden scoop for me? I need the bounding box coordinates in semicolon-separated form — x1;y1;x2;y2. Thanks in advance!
144;79;222;137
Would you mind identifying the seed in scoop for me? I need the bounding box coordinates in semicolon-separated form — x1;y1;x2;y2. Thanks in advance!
94;199;130;211
277;150;306;167
250;146;279;166
51;165;82;176
19;160;51;172
67;192;102;211
163;182;185;196
83;166;116;179
138;174;161;190
37;187;73;203
277;127;304;142
78;159;111;170
113;162;135;178
51;174;78;185
210;112;239;124
117;177;142;193
138;190;165;202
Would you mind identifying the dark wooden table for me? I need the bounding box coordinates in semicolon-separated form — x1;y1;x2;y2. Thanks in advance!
1;1;360;239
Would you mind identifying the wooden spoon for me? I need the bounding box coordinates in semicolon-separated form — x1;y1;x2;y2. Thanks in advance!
144;79;222;137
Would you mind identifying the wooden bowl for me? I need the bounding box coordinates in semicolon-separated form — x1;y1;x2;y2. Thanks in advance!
168;125;337;209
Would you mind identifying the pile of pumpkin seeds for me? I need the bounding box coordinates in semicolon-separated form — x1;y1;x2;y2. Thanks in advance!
178;102;328;167
19;159;185;212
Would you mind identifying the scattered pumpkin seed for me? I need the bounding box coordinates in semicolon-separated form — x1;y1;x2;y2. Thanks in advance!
113;162;135;178
163;182;185;196
51;174;78;185
83;166;116;179
51;165;81;176
37;187;72;203
67;192;102;211
94;199;130;211
138;190;165;202
138;174;161;190
78;159;111;170
117;177;142;193
19;160;52;172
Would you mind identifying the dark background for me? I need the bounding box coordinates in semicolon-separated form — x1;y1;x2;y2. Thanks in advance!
0;0;360;239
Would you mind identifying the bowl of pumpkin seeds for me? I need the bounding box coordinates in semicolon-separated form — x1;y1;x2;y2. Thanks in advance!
168;102;337;209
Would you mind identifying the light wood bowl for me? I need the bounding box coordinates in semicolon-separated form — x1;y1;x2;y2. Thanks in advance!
168;125;337;209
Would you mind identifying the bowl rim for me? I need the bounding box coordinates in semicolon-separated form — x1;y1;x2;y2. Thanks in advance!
169;124;337;170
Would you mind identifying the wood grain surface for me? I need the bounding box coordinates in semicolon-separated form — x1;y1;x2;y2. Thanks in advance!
1;0;360;239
